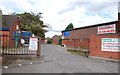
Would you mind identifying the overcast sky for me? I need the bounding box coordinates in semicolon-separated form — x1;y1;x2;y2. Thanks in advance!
0;0;119;38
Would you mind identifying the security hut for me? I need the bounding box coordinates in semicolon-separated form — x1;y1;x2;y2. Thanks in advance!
62;21;119;59
0;15;21;48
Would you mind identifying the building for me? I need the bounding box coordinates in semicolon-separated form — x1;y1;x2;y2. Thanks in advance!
62;21;119;59
0;15;21;48
52;35;61;45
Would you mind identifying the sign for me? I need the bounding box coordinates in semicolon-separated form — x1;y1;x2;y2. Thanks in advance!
29;38;38;50
101;38;120;52
98;24;116;34
63;31;70;37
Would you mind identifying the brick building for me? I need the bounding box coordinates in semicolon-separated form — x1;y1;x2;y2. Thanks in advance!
62;21;119;59
52;35;61;45
0;15;21;48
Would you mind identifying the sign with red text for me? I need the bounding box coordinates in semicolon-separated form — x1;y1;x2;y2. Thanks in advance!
98;24;116;34
101;38;120;52
29;38;38;50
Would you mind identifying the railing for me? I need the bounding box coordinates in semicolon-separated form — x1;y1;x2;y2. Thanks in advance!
0;34;41;56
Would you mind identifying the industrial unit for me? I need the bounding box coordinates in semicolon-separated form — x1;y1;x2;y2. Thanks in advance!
62;21;119;59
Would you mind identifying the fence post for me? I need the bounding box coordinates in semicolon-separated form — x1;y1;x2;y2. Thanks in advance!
36;37;41;57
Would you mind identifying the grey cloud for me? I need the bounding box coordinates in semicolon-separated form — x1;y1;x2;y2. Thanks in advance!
58;2;90;14
58;1;117;14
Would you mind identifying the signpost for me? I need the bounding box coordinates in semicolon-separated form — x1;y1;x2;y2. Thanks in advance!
101;38;120;52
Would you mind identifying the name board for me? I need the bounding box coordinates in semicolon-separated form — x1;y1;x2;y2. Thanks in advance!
29;38;38;50
101;38;120;52
63;31;70;37
98;24;116;34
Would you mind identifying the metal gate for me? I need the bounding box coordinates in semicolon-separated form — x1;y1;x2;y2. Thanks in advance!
0;34;41;56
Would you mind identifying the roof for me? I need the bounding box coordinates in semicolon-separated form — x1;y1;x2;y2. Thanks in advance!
62;21;118;32
2;15;18;28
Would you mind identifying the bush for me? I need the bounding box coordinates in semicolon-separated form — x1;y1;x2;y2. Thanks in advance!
47;39;52;44
58;38;62;45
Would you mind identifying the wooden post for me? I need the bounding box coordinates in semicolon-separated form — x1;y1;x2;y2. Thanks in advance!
36;37;41;57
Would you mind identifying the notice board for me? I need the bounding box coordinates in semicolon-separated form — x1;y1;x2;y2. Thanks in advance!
29;37;38;50
101;38;120;52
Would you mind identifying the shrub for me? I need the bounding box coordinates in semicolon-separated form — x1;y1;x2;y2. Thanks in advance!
47;39;52;44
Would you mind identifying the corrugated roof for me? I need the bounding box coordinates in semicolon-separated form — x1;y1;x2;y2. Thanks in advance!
62;21;118;32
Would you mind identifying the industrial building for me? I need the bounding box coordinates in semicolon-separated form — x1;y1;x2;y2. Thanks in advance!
62;21;119;59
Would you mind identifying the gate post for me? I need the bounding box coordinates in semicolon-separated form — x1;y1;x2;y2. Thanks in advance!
36;37;41;57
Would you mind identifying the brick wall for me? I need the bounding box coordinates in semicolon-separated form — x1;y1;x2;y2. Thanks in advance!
52;35;61;45
62;39;89;51
90;35;120;59
9;19;21;48
0;31;10;47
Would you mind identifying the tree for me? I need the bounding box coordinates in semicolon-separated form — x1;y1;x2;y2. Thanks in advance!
16;12;47;38
58;38;62;45
65;23;74;30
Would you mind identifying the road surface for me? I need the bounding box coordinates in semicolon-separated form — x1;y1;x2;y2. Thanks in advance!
2;44;119;73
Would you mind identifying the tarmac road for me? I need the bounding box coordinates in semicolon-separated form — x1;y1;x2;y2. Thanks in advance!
2;44;119;73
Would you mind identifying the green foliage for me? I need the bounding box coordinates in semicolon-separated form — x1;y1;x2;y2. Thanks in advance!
58;38;62;45
47;39;52;44
16;12;47;38
3;20;7;26
65;23;74;30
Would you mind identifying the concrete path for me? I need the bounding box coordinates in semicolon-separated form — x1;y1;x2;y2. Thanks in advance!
2;44;119;73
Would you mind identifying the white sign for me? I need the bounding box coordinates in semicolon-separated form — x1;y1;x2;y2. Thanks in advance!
98;24;116;34
29;38;38;50
101;38;120;52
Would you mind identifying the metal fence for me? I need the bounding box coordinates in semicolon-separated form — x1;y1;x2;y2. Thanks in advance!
0;34;41;56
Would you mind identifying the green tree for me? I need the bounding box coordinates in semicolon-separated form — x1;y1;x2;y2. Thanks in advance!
17;12;47;37
47;39;52;44
65;23;74;30
58;38;62;45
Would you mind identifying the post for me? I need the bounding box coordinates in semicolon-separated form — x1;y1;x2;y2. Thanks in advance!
36;37;41;57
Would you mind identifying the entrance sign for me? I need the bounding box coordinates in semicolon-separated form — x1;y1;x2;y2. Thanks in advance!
29;38;38;50
98;24;116;34
101;38;120;52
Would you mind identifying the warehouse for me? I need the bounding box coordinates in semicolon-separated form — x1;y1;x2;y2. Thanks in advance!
62;21;119;59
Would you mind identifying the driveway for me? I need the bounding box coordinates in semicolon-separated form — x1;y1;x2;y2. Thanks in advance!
2;44;119;73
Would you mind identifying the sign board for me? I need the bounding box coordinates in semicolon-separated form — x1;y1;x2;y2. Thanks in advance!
101;38;120;52
63;31;70;37
29;38;38;50
98;24;116;34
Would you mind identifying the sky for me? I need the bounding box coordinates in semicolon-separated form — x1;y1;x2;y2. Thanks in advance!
0;0;119;38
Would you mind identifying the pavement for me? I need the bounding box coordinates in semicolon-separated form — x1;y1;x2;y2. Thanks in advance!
2;44;119;73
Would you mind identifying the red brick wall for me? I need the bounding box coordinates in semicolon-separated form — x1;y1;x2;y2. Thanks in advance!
52;35;60;45
0;31;10;47
62;39;89;50
9;19;21;48
90;35;120;59
0;19;21;48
